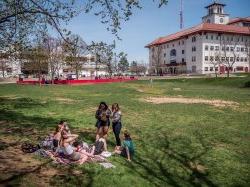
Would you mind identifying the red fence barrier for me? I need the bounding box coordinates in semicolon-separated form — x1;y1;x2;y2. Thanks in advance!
17;77;136;85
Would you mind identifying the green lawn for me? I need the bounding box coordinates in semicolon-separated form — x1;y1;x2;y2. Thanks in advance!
0;77;250;187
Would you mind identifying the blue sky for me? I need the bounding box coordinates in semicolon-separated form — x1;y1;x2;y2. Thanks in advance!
62;0;250;63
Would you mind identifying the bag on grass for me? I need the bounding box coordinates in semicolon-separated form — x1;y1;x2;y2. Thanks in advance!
21;142;40;153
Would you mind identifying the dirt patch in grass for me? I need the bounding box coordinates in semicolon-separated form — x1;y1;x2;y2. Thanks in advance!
173;88;182;91
142;97;239;108
55;97;75;104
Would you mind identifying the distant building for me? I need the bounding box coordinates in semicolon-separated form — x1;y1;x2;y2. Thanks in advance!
61;54;109;77
146;1;250;75
0;50;21;78
0;51;109;78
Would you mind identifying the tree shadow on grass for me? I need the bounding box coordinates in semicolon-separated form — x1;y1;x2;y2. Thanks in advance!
118;132;218;187
0;97;97;186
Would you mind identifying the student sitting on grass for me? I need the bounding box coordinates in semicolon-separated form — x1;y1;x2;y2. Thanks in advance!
74;138;108;156
60;130;88;162
114;131;135;162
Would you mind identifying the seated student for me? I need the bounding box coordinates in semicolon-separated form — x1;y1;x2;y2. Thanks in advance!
74;138;108;156
60;130;88;162
114;131;135;162
53;125;63;150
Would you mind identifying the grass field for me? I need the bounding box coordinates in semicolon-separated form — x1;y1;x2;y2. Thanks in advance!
0;77;250;187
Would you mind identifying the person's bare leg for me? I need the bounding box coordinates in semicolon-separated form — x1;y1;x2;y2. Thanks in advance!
95;128;100;141
97;127;103;140
103;126;109;141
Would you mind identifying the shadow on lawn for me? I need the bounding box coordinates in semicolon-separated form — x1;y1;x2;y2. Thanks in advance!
124;132;217;187
0;97;97;186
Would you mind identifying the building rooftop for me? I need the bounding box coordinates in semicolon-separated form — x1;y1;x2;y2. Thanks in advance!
205;2;226;9
145;23;250;48
228;17;250;25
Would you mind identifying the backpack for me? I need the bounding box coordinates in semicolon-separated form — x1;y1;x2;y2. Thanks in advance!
21;142;40;153
94;140;104;155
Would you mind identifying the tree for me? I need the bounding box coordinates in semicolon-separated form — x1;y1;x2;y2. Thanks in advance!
130;60;147;75
63;34;88;79
218;34;240;77
43;36;64;83
211;51;222;78
87;41;115;76
151;45;163;75
0;0;168;49
117;52;129;73
244;27;250;73
22;46;49;85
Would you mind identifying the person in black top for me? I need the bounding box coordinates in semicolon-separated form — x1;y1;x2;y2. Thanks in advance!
95;102;111;141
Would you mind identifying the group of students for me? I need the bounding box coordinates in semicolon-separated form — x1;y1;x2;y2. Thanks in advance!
51;102;134;163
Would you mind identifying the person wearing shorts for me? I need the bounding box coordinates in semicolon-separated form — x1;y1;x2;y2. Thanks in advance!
95;102;111;141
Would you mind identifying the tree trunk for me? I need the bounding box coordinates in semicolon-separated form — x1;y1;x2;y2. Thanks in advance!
76;64;79;80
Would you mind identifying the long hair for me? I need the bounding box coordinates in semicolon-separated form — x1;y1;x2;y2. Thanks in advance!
124;130;131;140
98;101;108;110
112;103;119;112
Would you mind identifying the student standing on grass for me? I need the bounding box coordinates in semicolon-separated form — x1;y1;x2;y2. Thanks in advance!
95;102;111;141
111;103;122;151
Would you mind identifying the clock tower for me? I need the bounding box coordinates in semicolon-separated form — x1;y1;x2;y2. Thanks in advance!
202;1;229;24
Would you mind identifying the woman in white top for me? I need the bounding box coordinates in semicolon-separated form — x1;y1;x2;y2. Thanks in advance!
60;130;88;162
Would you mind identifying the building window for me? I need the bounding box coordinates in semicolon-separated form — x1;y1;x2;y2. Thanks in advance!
215;67;218;71
222;46;225;51
170;49;176;56
236;66;244;71
245;48;248;52
167;44;169;48
241;47;244;52
192;56;196;62
206;34;208;39
244;57;247;62
210;67;214;71
205;56;208;61
216;35;219;40
237;47;240;52
221;57;225;61
210;56;214;61
230;47;234;51
182;50;185;54
172;44;174;47
215;46;219;51
210;46;214;51
215;56;219;61
182;40;185;45
192;46;196;52
236;57;240;61
164;60;166;64
211;35;213;40
230;57;234;62
178;41;180;45
164;53;166;57
205;45;209;50
240;57;244;62
220;18;224;23
192;36;196;42
182;58;185;63
205;67;208;71
226;47;229;51
226;57;229;61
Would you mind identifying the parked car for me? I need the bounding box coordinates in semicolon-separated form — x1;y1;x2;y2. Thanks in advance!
67;74;77;80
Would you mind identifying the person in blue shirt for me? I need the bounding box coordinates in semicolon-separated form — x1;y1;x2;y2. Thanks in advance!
114;130;135;162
